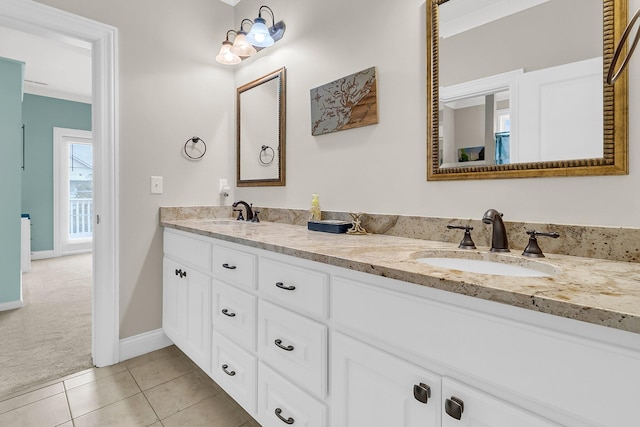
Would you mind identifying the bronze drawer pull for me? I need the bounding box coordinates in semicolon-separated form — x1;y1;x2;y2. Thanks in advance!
274;339;294;351
221;364;236;376
275;408;294;424
275;282;295;291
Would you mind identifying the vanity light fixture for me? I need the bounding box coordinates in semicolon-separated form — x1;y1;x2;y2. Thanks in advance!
216;30;242;65
231;19;258;57
215;5;285;65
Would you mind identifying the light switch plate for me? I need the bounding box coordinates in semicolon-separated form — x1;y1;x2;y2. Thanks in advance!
150;176;163;194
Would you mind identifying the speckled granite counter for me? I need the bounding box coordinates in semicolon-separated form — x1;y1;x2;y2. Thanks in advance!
161;217;640;335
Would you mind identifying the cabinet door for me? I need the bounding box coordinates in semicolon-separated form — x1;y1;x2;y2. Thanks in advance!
332;332;441;427
163;257;211;370
441;378;560;427
163;258;187;347
184;267;211;371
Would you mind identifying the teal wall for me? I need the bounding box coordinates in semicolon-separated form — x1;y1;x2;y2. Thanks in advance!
0;57;24;305
22;94;92;252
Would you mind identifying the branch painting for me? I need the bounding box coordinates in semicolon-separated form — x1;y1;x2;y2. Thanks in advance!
310;66;378;136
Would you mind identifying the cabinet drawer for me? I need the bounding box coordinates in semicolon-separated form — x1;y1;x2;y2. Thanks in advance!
211;330;257;414
164;229;212;272
259;257;329;319
257;362;327;427
212;279;257;351
211;244;257;290
258;300;327;398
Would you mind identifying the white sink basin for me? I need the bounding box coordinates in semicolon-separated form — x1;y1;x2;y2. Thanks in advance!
201;219;261;225
414;251;560;277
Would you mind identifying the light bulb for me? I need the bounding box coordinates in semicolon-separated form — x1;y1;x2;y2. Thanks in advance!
216;41;241;65
246;17;274;47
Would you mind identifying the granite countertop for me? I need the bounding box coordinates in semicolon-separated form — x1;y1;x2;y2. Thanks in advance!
161;218;640;335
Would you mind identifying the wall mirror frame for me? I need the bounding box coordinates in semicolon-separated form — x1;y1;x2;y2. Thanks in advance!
237;67;286;187
427;0;628;181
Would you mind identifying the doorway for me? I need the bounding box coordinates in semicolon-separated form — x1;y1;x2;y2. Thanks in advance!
0;0;119;367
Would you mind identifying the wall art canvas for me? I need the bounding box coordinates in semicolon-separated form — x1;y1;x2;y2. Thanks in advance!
310;66;378;136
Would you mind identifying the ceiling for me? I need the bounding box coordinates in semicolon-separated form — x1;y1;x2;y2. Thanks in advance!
0;25;92;104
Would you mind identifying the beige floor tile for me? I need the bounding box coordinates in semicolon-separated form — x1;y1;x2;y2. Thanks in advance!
64;363;128;390
0;393;70;427
0;382;64;415
241;419;262;427
129;353;195;391
57;422;73;427
161;395;250;427
144;371;219;419
124;345;182;370
66;370;141;418
73;392;158;427
148;423;163;427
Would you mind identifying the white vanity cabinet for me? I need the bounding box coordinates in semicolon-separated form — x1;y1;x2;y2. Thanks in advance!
163;227;640;427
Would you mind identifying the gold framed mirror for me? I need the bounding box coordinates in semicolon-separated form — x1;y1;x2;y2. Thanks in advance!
427;0;628;181
237;67;286;187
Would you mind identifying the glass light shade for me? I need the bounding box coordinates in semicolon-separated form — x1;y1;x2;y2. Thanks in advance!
216;41;241;65
246;17;274;47
230;32;257;57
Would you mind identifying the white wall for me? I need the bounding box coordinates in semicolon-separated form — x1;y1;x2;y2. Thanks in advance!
233;0;639;228
33;0;640;340
36;0;236;338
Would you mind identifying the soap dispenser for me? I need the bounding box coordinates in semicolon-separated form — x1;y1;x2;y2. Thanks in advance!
309;194;322;221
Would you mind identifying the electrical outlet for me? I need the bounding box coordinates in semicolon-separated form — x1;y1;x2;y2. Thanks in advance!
151;176;163;194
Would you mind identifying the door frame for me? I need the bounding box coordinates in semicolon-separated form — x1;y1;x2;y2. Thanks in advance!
0;0;120;367
53;127;93;257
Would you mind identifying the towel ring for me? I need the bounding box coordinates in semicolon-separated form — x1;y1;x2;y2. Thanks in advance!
183;136;207;160
258;144;275;165
607;8;640;85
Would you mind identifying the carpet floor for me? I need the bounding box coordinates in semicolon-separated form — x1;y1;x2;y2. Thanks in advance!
0;254;93;398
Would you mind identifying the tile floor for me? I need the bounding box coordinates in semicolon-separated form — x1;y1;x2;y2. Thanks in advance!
0;345;261;427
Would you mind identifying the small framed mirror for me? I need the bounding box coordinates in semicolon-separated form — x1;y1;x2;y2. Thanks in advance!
427;0;628;181
237;67;286;186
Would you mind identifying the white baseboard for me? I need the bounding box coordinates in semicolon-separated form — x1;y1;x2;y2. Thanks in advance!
31;250;55;260
119;328;174;362
0;299;24;312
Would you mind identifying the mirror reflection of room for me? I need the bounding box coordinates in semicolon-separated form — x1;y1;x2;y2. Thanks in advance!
438;0;602;168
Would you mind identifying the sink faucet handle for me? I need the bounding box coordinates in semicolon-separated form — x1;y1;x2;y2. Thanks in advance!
523;230;560;258
526;230;560;239
446;225;477;250
233;208;244;221
250;210;260;223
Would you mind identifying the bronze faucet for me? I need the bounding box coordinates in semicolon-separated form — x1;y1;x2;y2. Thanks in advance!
232;200;254;221
482;209;509;252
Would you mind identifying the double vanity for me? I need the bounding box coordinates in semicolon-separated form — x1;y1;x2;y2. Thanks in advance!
161;208;640;427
